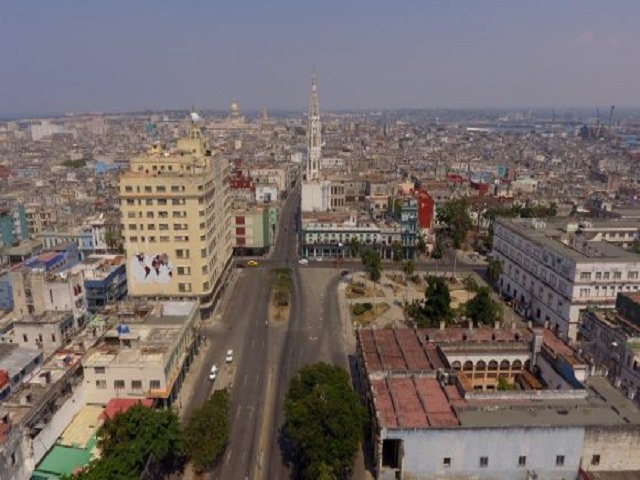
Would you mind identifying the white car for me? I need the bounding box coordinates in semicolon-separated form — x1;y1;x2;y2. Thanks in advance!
209;364;218;381
315;257;323;262
225;349;234;363
298;258;309;266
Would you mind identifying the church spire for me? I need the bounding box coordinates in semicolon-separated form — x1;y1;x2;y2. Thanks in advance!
306;72;321;181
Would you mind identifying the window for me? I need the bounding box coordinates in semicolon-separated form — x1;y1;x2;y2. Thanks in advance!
443;457;451;468
556;455;565;466
613;272;622;280
160;236;170;243
127;211;136;218
125;185;133;192
158;198;167;205
126;199;135;205
129;236;138;243
156;186;166;192
518;456;526;467
146;199;153;205
128;223;137;230
131;380;143;390
171;185;181;192
177;266;191;275
147;211;154;218
596;272;602;280
23;334;28;342
94;367;105;374
52;334;56;342
480;457;488;468
201;248;207;258
178;283;192;293
628;271;639;280
580;272;591;281
114;380;125;390
147;224;155;230
150;380;161;390
96;380;107;389
144;186;152;192
591;454;600;466
603;272;610;280
176;249;190;259
159;224;169;230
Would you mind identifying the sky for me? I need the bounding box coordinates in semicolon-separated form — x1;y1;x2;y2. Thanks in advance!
1;1;639;116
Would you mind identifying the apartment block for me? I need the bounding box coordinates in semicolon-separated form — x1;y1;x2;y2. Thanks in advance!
492;218;640;340
233;205;272;255
119;129;233;319
73;255;127;312
82;300;200;406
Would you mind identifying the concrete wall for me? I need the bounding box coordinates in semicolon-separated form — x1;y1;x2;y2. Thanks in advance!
581;426;640;472
83;362;167;405
384;426;584;480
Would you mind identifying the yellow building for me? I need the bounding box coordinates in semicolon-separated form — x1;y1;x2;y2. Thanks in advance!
119;128;233;318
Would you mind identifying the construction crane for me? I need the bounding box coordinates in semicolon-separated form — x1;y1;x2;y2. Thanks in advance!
608;105;615;132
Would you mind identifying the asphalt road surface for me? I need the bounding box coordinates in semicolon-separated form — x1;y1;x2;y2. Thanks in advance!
183;184;484;479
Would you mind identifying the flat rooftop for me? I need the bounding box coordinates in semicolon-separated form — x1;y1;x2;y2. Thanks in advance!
497;218;640;263
0;344;41;378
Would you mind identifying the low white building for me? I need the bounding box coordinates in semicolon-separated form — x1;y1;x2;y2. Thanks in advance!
82;300;200;407
492;218;640;340
255;184;279;204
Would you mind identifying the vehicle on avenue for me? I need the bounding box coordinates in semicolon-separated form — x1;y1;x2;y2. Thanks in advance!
298;258;309;266
226;349;234;363
209;364;218;381
247;260;259;267
314;257;323;262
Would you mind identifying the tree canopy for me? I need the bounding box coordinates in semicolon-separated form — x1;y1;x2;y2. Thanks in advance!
361;249;382;282
465;286;502;326
66;404;184;480
184;388;230;473
405;276;453;328
284;363;364;480
437;198;472;249
487;258;503;286
391;241;404;264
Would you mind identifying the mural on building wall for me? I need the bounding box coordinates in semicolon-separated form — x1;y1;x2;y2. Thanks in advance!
129;253;173;284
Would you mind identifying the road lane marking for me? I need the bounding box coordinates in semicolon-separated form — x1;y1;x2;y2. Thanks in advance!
244;373;248;386
236;405;242;419
225;448;233;466
251;339;255;349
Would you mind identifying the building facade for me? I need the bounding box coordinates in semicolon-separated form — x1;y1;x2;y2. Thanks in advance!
119;129;233;319
232;206;271;255
492;218;640;340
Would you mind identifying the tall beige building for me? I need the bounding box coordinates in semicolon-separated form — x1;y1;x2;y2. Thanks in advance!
119;128;233;318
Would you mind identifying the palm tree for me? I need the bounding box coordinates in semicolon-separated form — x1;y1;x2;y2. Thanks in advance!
391;241;404;281
463;274;479;301
487;258;503;287
403;260;415;304
348;237;361;259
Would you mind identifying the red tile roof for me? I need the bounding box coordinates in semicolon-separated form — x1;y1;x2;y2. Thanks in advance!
100;398;154;420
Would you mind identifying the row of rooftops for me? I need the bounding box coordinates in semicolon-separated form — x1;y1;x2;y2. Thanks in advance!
359;326;640;431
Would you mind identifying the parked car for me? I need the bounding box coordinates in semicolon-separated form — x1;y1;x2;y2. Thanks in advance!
225;349;234;363
247;260;259;267
298;258;309;266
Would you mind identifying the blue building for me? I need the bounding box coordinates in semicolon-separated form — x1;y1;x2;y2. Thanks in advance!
0;273;13;310
76;255;127;312
94;162;121;175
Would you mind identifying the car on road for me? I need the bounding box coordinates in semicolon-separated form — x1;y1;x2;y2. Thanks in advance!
298;258;309;266
209;364;218;381
314;257;323;262
225;349;234;363
340;270;349;277
247;260;259;267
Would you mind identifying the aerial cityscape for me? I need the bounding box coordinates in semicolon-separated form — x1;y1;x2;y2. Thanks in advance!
1;2;640;480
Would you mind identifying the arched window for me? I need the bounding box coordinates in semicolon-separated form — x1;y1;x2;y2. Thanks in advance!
463;361;474;371
524;360;531;370
451;361;461;371
500;360;511;370
488;360;498;371
476;360;487;371
512;360;523;370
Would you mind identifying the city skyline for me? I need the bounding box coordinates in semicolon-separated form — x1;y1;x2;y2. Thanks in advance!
1;1;640;116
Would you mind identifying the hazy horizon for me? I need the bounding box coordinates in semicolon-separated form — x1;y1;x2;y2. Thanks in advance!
2;1;639;116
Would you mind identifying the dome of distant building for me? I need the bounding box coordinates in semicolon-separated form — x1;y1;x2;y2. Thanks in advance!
230;101;240;118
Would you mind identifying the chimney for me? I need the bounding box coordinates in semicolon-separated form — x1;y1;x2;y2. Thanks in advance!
439;321;445;330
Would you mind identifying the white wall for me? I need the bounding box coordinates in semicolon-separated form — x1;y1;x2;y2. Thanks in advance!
83;362;167;405
384;426;584;480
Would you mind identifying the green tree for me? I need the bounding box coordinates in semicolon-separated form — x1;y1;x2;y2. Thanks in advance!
465;286;501;326
270;268;292;306
348;237;361;259
284;363;364;480
104;228;123;254
416;235;427;257
437;198;472;249
391;241;404;267
423;276;453;325
184;389;230;472
66;404;185;480
403;259;415;280
361;249;382;283
462;274;479;297
487;258;503;286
